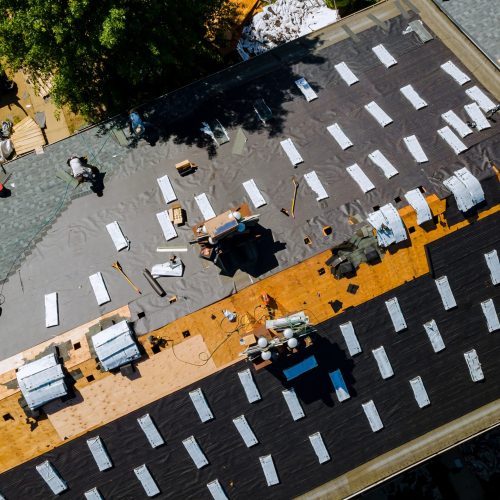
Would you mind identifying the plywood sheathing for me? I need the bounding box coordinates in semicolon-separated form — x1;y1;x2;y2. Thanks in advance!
44;335;220;440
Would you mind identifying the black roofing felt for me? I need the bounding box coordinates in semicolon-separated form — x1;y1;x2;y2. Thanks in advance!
1;209;499;499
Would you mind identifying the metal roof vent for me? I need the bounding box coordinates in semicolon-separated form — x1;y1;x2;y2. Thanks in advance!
16;353;67;410
91;320;141;371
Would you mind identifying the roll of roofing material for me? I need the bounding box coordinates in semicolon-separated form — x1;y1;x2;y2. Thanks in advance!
143;269;166;297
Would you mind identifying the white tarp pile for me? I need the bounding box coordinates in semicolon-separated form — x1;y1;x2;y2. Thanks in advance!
238;0;340;58
0;139;13;163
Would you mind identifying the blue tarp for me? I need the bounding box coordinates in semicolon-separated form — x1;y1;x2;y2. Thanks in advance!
283;355;318;381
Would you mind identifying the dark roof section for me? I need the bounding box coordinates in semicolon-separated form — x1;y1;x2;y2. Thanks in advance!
1;210;499;499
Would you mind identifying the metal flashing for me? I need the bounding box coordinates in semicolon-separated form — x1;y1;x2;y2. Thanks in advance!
87;436;113;471
233;415;259;448
259;455;279;486
435;276;457;310
182;436;209;469
189;388;214;423
309;432;331;464
334;62;359;86
484;250;500;285
403;135;428;163
365;101;393;127
464;349;484;382
207;479;228;500
238;369;261;403
385;297;407;332
408;20;433;43
134;464;160;497
480;299;500;333
327;123;353;150
36;461;67;495
423;319;445;353
362;400;384;432
368;150;398;179
404;188;432;225
137;414;165;448
346;163;375;194
339;321;362;356
282;388;305;421
409;376;430;408
372;346;394;379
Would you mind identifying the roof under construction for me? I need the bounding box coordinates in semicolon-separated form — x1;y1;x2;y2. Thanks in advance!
0;0;499;497
1;211;498;498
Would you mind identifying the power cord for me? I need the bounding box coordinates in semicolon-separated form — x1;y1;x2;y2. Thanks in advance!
165;308;261;366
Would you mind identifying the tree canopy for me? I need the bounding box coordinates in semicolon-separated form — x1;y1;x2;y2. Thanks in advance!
0;0;238;120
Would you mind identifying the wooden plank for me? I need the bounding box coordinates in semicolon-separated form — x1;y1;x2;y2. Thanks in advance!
15;133;44;142
12;119;33;133
12;117;46;154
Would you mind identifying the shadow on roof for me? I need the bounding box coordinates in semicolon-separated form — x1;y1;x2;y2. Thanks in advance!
100;35;327;157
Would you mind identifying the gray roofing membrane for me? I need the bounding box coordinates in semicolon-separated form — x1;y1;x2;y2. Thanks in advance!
433;0;500;67
0;12;499;358
0;212;498;498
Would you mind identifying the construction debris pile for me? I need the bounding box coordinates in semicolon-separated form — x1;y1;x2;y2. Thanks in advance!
238;0;340;58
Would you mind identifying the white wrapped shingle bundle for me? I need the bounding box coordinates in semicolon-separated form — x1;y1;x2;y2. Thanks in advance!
238;0;340;58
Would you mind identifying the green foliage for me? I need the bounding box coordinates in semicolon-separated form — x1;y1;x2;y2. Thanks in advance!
325;0;377;12
100;8;127;49
0;0;238;120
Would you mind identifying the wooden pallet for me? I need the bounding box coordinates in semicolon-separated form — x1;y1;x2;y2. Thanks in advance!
11;116;46;155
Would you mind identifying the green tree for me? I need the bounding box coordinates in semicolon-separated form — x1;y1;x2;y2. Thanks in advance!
0;0;239;120
325;0;378;15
